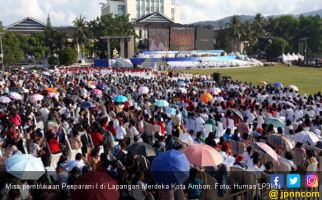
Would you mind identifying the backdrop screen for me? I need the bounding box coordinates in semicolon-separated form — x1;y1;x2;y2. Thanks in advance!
170;28;195;50
149;29;169;51
195;28;214;50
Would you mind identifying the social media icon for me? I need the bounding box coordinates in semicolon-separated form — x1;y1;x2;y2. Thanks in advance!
305;174;319;188
270;174;284;189
287;174;301;188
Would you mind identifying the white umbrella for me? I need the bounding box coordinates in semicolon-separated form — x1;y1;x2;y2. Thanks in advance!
8;92;23;100
294;131;320;146
5;154;45;180
29;94;44;104
179;133;193;145
177;87;187;94
288;85;299;92
0;96;11;104
138;86;149;94
42;71;51;76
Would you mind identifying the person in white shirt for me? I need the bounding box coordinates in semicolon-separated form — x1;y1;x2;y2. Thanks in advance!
195;114;205;133
116;125;126;141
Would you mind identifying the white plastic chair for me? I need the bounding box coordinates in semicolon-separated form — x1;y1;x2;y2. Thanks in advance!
46;142;62;168
64;134;82;160
204;124;213;138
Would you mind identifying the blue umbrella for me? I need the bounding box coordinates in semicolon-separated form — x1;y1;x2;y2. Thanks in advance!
80;101;96;109
166;107;176;116
265;117;284;129
5;154;45;180
154;100;169;107
96;83;108;90
177;80;186;87
273;82;284;88
113;95;128;103
151;150;190;185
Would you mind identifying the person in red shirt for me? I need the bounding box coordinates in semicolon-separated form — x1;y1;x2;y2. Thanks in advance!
106;121;116;137
91;128;104;146
9;110;22;127
48;134;61;154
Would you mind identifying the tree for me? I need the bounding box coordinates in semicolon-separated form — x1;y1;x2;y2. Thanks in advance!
229;15;242;51
73;15;88;59
266;38;289;60
58;47;77;65
88;14;136;58
45;15;67;56
3;33;24;65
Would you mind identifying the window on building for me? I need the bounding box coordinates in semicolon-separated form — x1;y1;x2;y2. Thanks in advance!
117;5;126;16
171;8;175;20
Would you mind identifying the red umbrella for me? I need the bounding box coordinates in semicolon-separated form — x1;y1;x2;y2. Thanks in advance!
71;172;120;200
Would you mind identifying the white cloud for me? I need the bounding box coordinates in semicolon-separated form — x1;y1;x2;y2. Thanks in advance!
0;0;321;26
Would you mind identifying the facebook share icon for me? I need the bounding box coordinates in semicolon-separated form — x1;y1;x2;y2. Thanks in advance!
270;174;284;189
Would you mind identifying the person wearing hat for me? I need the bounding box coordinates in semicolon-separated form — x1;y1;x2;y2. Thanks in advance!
233;154;246;169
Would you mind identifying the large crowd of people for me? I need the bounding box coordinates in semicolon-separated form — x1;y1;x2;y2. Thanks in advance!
0;67;321;200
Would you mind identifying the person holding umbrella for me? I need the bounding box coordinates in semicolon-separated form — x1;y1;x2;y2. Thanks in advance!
184;168;203;200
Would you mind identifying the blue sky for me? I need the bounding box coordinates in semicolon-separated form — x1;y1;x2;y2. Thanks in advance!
0;0;321;26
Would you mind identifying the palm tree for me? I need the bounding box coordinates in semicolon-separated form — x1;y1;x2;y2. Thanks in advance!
73;15;88;59
230;15;242;51
253;13;266;38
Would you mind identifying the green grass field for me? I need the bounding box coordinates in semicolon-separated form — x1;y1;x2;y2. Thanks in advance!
179;65;322;95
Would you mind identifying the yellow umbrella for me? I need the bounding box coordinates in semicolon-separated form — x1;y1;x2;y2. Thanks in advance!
200;92;213;103
260;81;268;85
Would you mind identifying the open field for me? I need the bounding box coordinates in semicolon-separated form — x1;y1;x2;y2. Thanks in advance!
179;65;322;95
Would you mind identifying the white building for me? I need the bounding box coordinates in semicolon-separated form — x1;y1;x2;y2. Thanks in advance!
101;0;180;23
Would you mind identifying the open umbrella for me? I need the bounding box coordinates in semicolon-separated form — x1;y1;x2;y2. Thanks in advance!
264;117;284;129
252;142;279;161
48;92;59;99
208;88;221;95
182;144;224;167
80;101;96;109
5;154;45;180
0;96;11;104
154;100;169;107
283;101;296;109
151;150;190;185
179;133;193;145
267;134;294;152
46;88;57;93
260;81;268;86
71;172;119;200
288;85;299;92
177;80;186;87
66;95;80;102
96;83;108;90
294;131;320;146
200;92;213;103
273;82;284;88
29;94;44;104
138;86;149;94
166;107;177;116
127;142;156;157
9;87;24;93
42;71;51;76
231;108;243;120
177;87;187;94
91;89;103;96
113;95;128;103
8;92;23;100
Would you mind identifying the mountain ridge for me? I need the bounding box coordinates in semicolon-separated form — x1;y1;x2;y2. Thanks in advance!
192;9;322;29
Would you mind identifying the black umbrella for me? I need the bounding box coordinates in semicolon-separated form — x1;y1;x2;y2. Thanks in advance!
127;142;156;157
66;94;80;102
9;87;24;93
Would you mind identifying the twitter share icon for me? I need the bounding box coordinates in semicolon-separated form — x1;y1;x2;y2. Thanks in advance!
287;174;301;188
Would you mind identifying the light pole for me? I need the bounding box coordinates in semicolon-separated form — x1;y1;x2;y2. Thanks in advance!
0;32;4;71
